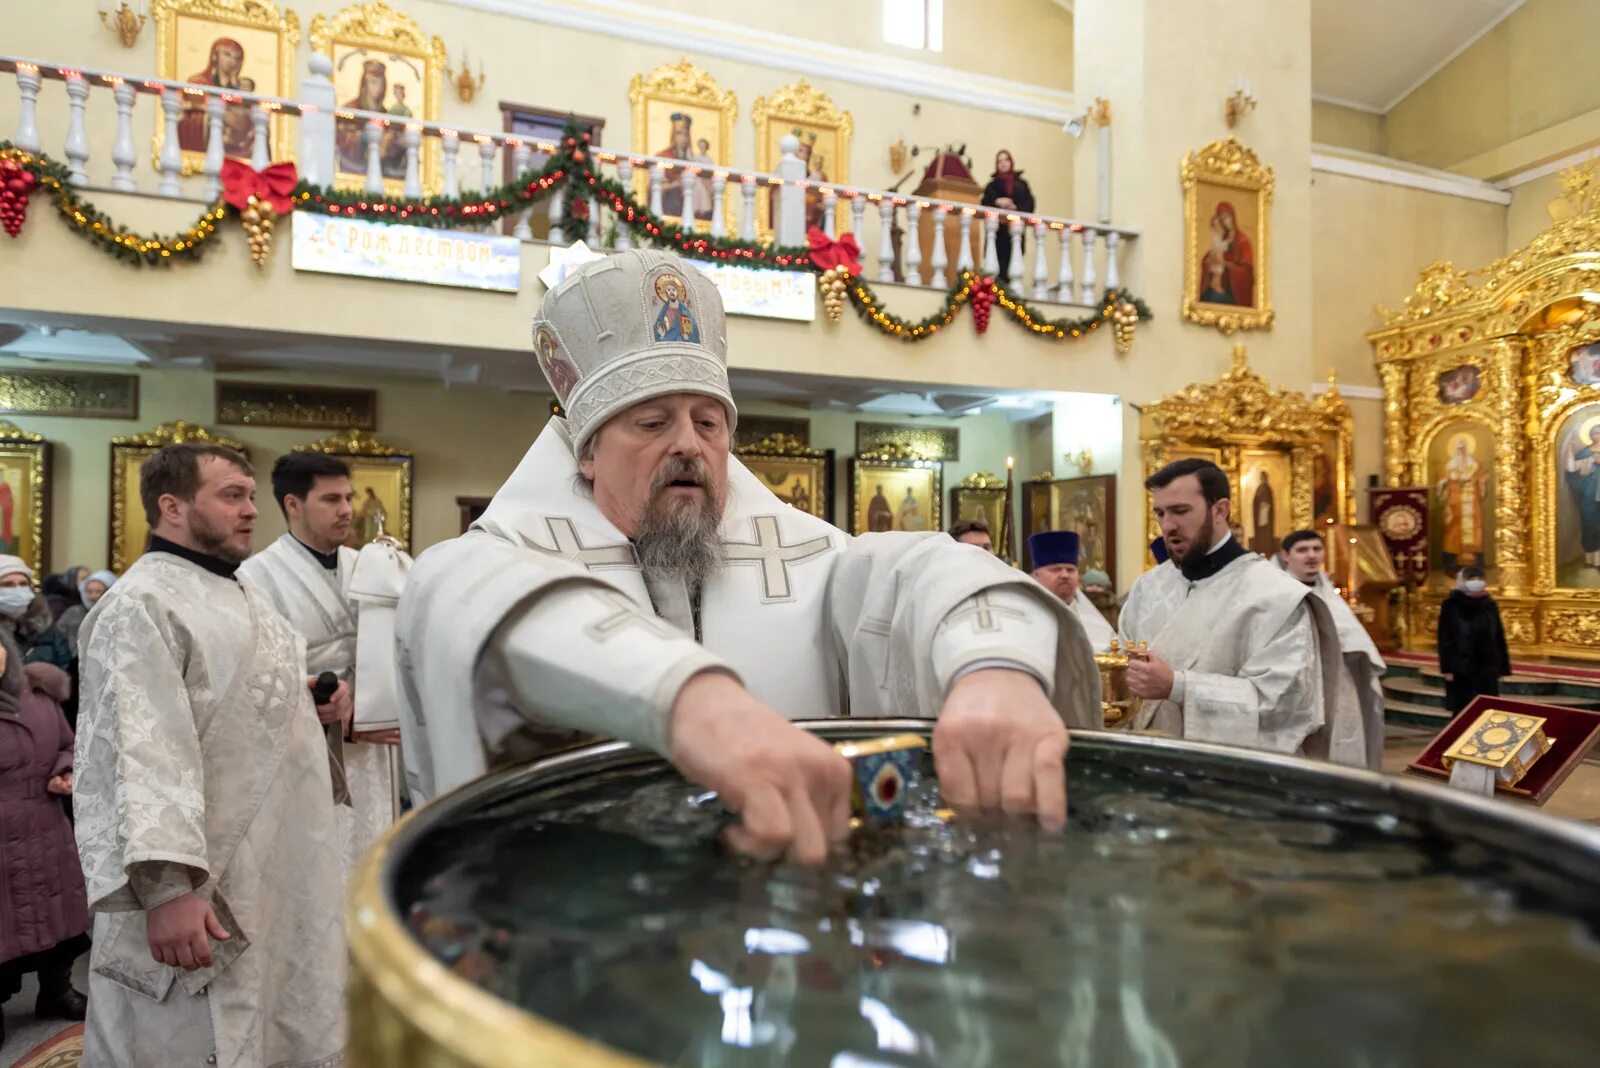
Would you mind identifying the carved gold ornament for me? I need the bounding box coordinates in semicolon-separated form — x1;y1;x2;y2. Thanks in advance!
736;433;823;459
628;59;738;225
1371;156;1600;659
152;0;302;176
959;471;1006;490
310;1;447;195
1139;346;1352;558
0;421;50;578
753;78;853;238
1181;137;1275;335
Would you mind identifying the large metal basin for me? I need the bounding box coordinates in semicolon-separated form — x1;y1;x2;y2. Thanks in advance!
348;722;1600;1067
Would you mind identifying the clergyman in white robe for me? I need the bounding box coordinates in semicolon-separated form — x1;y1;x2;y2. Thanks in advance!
74;546;345;1067
241;532;396;875
396;248;1101;802
1118;534;1364;764
1307;571;1387;770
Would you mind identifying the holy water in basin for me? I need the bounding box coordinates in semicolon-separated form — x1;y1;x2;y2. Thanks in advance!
356;724;1600;1067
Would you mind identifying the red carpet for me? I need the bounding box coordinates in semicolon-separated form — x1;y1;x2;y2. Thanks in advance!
1390;650;1600;684
11;1024;82;1068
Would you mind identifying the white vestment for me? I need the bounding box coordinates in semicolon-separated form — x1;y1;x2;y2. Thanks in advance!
1117;545;1364;765
396;422;1102;801
74;552;345;1068
240;534;396;877
1063;591;1115;653
1307;572;1387;770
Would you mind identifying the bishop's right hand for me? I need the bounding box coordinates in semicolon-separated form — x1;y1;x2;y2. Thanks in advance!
147;891;230;971
668;672;852;867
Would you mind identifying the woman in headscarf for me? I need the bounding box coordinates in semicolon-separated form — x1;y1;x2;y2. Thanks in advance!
0;556;88;1047
980;149;1036;282
54;569;115;662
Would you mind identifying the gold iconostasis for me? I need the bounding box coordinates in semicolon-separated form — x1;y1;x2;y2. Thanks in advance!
1368;162;1600;659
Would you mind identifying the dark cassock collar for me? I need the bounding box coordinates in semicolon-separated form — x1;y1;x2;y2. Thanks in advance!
292;534;341;571
148;534;241;582
1179;531;1248;583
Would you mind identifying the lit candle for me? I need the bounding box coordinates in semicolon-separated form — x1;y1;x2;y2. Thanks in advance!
1002;456;1015;564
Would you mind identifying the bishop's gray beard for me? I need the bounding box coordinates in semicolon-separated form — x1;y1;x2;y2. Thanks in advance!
635;456;724;590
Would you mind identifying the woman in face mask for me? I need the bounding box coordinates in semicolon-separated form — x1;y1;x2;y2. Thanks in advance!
1436;564;1512;713
0;558;69;672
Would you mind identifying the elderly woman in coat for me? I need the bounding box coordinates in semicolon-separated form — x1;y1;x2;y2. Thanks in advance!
0;555;88;1050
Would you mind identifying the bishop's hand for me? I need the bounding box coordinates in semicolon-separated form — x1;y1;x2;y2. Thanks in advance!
147;891;230;971
668;672;852;867
933;668;1069;831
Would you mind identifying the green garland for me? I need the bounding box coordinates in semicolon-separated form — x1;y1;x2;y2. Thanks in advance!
1;142;223;265
4;122;1154;348
848;270;1153;342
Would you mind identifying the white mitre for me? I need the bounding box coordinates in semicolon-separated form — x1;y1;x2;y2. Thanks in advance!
531;248;738;455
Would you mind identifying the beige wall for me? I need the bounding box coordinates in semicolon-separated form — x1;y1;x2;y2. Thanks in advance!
1385;0;1600;170
1506;170;1567;251
1312;101;1385;155
1310;170;1507;502
0;357;551;572
4;0;1075;214
642;0;1074;89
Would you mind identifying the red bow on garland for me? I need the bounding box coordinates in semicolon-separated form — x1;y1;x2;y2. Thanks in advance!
807;226;862;276
221;160;298;215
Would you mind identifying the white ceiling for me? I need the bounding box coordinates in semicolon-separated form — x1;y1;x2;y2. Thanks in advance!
1311;0;1524;114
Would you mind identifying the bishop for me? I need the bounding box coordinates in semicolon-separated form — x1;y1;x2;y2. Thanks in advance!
397;250;1102;865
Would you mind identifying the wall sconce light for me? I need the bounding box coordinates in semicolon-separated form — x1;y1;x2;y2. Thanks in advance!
99;1;148;48
448;52;486;104
1225;75;1257;128
1063;447;1094;475
1061;97;1111;138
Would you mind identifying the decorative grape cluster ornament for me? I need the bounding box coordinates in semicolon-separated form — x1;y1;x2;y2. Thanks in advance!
1;158;39;238
240;195;276;267
969;276;997;334
1111;298;1140;354
819;266;849;323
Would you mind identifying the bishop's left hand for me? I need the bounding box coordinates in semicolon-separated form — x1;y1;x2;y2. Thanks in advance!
1126;652;1175;700
933;668;1069;831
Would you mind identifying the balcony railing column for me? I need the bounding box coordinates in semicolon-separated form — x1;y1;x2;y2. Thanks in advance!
850;196;866;251
157;88;182;197
1005;218;1024;291
361;119;384;194
250;103;270;169
63;74;90;185
903;201;922;283
202;94;225;200
297;53;335;188
930;204;949;288
1081;230;1099;302
821;188;837;240
402;126;422;199
613;158;633;249
877;200;895;283
648;162;663;219
110;81;137;192
710;172;727;239
441;129;460;198
776;135;807;248
1057;229;1076;302
547;187;564;245
982;213;1000;277
1031;220;1049;300
588;195;602;245
511;142;534;241
1105;231;1121;293
14;66;42;154
956;211;975;273
478;137;496;190
739;177;756;242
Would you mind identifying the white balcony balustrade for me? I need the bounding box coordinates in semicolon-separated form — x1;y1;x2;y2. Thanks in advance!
3;54;1137;307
